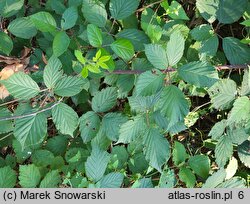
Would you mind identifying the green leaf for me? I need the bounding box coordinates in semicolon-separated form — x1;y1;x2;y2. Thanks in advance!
167;31;185;66
12;140;31;163
99;173;124;188
92;87;118;112
116;29;150;51
0;166;16;188
0;0;24;18
199;35;219;58
85;64;100;74
82;0;107;27
188;155;210;179
46;1;66;14
143;128;170;172
79;111;100;143
178;167;196;188
8;17;37;39
238;140;250;168
74;50;86;64
141;8;162;43
158;168;176;188
19;164;41;188
111;39;135;61
46;135;68;156
110;0;139;20
227;128;249;145
111;146;129;169
196;0;218;23
61;6;78;30
31;150;54;167
241;19;250;26
202;169;226;188
14;113;47;148
227;96;250;126
53;31;70;57
215;135;233;167
0;31;13;55
54;76;86;97
208;119;227;140
178;61;219;88
43;56;63;89
157;85;189;127
101;113;128;141
81;67;89;78
99;48;115;71
240;69;250;96
166;1;189;20
132;178;153;188
65;147;89;164
208;79;237;110
87;24;103;47
145;44;168;70
217;177;247;188
2;72;40;99
118;115;147;144
52;103;79;136
223;37;250;65
217;0;248;24
30;11;57;33
0;108;13;134
128;93;161;113
225;157;238;180
40;170;61;188
85;146;110;182
91;129;111;151
134;71;164;96
190;24;213;41
172;141;188;166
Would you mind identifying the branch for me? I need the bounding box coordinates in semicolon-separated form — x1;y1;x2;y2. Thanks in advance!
216;64;249;70
0;98;63;122
136;0;165;12
106;64;249;75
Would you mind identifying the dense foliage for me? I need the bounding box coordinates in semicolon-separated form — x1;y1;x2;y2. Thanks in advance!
0;0;249;188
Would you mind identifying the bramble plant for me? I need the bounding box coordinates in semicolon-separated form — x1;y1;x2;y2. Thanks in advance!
0;0;249;188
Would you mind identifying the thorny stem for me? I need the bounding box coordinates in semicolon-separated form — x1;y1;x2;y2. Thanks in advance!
192;101;211;112
0;99;19;107
0;132;13;141
0;98;63;122
136;0;165;12
107;64;249;75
